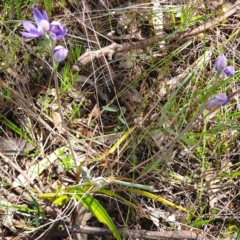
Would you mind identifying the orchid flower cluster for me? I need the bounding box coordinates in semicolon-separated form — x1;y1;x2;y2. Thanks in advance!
206;55;235;109
20;7;68;63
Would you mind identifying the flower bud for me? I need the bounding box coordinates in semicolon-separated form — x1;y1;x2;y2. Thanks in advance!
223;66;235;77
215;55;227;73
206;93;229;109
53;46;68;62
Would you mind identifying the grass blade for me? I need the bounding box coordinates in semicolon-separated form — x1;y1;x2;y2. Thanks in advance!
73;188;121;240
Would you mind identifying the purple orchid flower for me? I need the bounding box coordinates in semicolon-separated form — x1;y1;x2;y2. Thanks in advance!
206;93;229;109
223;66;235;77
20;7;50;39
49;21;67;40
215;55;227;73
215;55;235;77
53;46;68;62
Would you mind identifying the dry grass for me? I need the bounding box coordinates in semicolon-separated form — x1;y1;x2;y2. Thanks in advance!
0;0;240;239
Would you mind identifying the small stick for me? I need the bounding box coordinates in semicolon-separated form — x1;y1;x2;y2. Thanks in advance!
0;152;42;193
42;225;211;240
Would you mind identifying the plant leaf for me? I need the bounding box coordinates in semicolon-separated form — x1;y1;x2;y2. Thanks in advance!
102;106;118;112
191;218;214;227
99;188;141;210
128;188;192;214
73;188;121;240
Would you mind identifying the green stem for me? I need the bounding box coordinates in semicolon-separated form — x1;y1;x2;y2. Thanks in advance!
110;179;154;191
66;177;154;192
49;39;80;183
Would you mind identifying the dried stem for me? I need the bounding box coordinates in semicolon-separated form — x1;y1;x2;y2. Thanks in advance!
41;225;212;240
73;1;240;71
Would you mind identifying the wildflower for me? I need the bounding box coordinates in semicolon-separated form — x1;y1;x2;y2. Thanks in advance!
53;46;68;62
206;93;229;109
215;55;227;73
20;7;49;39
223;66;235;77
49;21;67;40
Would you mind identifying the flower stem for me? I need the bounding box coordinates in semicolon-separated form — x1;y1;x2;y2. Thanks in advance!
50;42;80;183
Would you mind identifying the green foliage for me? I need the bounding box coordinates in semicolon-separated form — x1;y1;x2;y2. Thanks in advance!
191;218;214;227
0;114;34;146
117;107;127;125
43;0;52;17
56;148;75;171
39;187;122;240
31;217;41;227
219;220;240;238
236;229;240;240
29;193;46;217
0;204;38;213
72;189;121;240
103;106;128;131
69;101;83;121
40;95;52;110
69;45;82;62
102;106;118;112
0;0;239;237
59;154;75;171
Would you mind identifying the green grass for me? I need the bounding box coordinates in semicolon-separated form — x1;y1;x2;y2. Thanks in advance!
0;0;239;239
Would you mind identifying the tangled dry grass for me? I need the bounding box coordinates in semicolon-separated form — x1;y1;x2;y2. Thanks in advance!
0;0;240;239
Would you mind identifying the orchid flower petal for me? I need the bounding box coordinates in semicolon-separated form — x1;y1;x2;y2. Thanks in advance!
20;8;50;39
206;93;229;109
19;31;40;39
215;55;227;73
39;19;50;32
32;8;48;24
53;46;68;62
22;20;37;32
42;11;49;21
50;21;67;40
223;66;235;77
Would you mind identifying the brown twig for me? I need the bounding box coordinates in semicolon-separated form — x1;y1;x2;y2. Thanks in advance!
73;1;240;71
0;152;42;193
40;225;214;240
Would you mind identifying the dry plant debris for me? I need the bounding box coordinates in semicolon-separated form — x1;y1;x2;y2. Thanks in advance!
0;0;240;239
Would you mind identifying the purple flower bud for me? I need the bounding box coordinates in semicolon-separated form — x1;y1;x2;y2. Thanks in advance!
223;65;235;77
53;46;68;62
20;7;50;39
206;93;229;109
215;55;227;73
49;21;67;40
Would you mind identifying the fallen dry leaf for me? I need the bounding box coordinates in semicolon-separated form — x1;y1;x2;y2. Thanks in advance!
87;104;101;126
